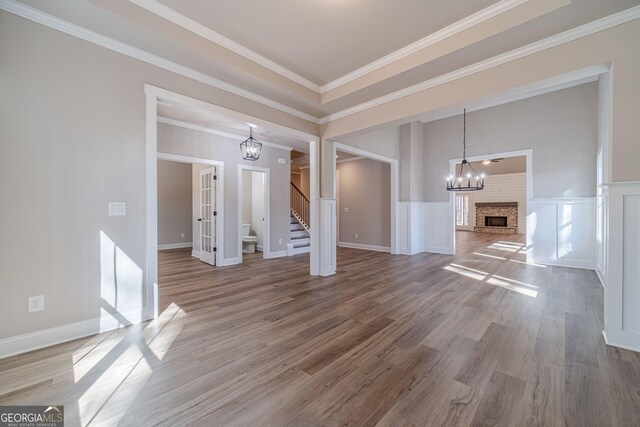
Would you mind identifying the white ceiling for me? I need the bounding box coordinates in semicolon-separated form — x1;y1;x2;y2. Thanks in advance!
155;0;497;84
157;103;312;153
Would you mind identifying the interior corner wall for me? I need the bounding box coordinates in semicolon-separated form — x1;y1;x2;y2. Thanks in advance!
299;168;311;198
157;160;193;246
337;159;391;248
422;82;598;202
336;126;400;160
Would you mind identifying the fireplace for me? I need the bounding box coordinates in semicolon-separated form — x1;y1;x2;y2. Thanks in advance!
485;216;507;227
474;202;518;234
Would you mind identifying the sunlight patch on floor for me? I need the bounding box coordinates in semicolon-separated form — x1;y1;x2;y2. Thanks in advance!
444;263;537;298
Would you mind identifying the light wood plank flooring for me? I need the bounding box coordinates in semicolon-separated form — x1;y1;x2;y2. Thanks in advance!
2;232;640;426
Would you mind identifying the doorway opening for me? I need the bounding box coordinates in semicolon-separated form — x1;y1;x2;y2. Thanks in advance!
336;150;392;253
450;150;531;256
238;166;269;262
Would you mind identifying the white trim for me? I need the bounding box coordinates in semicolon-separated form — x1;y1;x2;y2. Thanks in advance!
334;142;399;255
156;151;225;268
158;116;295;152
338;242;391;253
336;156;365;164
0;308;147;359
318;6;640;123
320;0;527;93
127;0;321;92
238;164;271;262
223;257;241;266
267;250;288;259
158;242;192;250
191;250;202;258
449;149;534;257
0;0;320;124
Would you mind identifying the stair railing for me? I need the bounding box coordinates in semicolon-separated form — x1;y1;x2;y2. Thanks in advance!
290;182;310;232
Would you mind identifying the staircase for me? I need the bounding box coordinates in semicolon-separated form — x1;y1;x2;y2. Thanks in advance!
289;212;310;254
290;182;310;254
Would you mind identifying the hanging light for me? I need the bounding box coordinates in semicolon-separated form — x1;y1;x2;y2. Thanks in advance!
240;127;262;161
446;109;485;192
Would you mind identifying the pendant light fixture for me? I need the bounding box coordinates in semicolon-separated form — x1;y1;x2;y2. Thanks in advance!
240;127;262;161
446;109;485;192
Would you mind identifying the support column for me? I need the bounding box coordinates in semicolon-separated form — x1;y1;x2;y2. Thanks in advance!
318;138;337;276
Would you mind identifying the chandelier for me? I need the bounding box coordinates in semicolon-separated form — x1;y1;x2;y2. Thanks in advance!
446;109;485;192
240;127;262;161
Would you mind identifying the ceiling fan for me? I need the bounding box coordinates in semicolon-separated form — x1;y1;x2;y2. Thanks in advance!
482;158;503;165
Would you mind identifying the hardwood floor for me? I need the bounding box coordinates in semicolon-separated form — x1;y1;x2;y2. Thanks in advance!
2;232;640;426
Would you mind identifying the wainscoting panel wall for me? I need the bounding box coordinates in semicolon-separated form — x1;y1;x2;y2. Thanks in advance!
527;198;596;269
423;202;453;254
604;182;640;352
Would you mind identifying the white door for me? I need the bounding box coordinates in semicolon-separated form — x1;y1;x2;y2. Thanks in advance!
198;167;216;265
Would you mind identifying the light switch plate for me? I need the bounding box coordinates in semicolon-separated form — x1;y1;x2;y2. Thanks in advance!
278;158;287;164
108;202;127;216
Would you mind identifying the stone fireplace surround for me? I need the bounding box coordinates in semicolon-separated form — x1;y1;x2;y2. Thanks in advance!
474;202;518;234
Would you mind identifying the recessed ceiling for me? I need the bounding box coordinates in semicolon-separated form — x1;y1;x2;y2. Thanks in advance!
157;103;311;153
155;0;497;84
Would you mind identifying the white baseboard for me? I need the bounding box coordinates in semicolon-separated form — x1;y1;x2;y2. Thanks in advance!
596;266;605;287
0;307;149;360
424;245;454;255
602;330;640;352
158;242;192;250
191;250;202;258
223;257;241;266
268;250;287;259
338;242;390;253
530;257;595;270
256;244;264;251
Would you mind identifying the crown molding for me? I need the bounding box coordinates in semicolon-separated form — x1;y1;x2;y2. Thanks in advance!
157;116;295;152
319;0;528;93
0;0;321;124
319;5;640;124
127;0;322;92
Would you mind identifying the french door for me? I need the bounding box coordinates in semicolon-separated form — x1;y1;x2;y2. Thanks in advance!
198;166;217;265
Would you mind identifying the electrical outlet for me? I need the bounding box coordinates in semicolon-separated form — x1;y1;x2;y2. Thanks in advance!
28;295;44;313
180;233;185;239
355;233;359;239
279;238;283;245
344;207;349;213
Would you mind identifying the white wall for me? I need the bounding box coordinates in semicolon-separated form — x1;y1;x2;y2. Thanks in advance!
456;172;526;234
251;171;265;248
157;160;192;247
242;170;253;225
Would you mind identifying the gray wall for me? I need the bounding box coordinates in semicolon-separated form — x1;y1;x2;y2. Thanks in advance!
157;123;291;259
0;11;311;340
423;82;598;201
337;159;391;248
157;160;192;246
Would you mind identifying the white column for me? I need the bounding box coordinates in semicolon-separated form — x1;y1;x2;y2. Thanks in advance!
318;198;337;276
